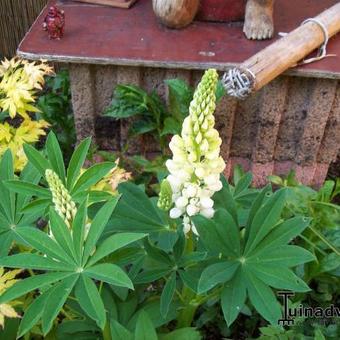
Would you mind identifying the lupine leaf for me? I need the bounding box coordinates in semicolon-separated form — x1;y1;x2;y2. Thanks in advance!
84;263;133;289
198;261;239;294
15;227;75;264
221;269;247;326
46;131;66;183
0;253;71;272
0;272;73;304
0;150;15;222
107;182;166;233
5;180;51;199
248;264;310;292
72;198;87;264
245;189;286;255
87;232;147;266
23;143;51;178
83;197;120;264
17;288;51;337
66;137;91;190
110;319;133;340
160;272;176;318
192;215;229;255
75;274;106;329
42;275;79;335
248;245;315;267
135;310;158;340
214;209;240;257
250;216;311;253
244;270;281;325
71;162;115;195
49;208;77;261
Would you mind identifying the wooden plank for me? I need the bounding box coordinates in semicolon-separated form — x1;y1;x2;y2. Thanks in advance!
17;0;340;79
74;0;138;9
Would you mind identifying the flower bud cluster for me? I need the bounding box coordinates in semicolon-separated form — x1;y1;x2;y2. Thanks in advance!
45;169;77;228
164;69;225;234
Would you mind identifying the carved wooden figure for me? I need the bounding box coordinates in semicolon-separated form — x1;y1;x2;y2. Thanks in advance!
152;0;274;40
43;6;65;40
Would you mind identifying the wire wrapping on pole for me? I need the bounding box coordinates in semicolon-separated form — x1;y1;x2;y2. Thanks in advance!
221;67;256;99
221;16;336;99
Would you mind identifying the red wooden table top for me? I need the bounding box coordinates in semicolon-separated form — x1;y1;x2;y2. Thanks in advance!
18;0;340;79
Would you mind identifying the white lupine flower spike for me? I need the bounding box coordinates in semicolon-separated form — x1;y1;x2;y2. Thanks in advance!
163;69;226;235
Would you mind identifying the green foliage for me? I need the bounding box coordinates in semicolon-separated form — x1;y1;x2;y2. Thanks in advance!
0;197;146;336
0;150;41;256
5;132;115;216
193;175;314;326
37;70;76;162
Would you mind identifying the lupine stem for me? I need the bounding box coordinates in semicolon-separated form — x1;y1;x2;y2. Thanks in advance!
176;232;198;328
102;322;111;340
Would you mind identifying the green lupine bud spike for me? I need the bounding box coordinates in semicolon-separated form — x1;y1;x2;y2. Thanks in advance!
157;179;173;211
45;169;77;228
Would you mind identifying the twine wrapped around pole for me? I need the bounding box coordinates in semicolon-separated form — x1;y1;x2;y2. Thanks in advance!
222;3;340;99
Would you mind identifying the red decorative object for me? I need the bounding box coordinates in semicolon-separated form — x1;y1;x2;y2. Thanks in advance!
43;6;65;40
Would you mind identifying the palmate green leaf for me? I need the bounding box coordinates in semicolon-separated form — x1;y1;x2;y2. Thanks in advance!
244;270;282;325
5;180;51;199
134;268;172;284
198;261;239;294
160;272;176;318
71;162;115;195
221;268;247;326
15;227;75;264
234;172;253;197
46;131;66;183
49;208;77;262
84;263;133;289
245;184;272;240
87;232;147;266
248;265;310;292
83;197;120;264
107;182;167;233
245;188;286;255
21;198;50;215
248;245;315;267
15;163;41;218
42;275;79;335
23;143;51;178
251;216;311;253
66;137;91;190
193;215;230;256
214;209;240;257
72;198;88;263
0;272;73;304
212;176;238;224
134;310;158;340
159;328;202;340
0;253;71;271
144;238;174;266
0;232;12;257
75;275;106;330
110;319;133;340
0;150;15;223
17;288;51;338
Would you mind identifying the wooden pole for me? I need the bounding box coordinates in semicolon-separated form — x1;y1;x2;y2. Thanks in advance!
223;3;340;98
